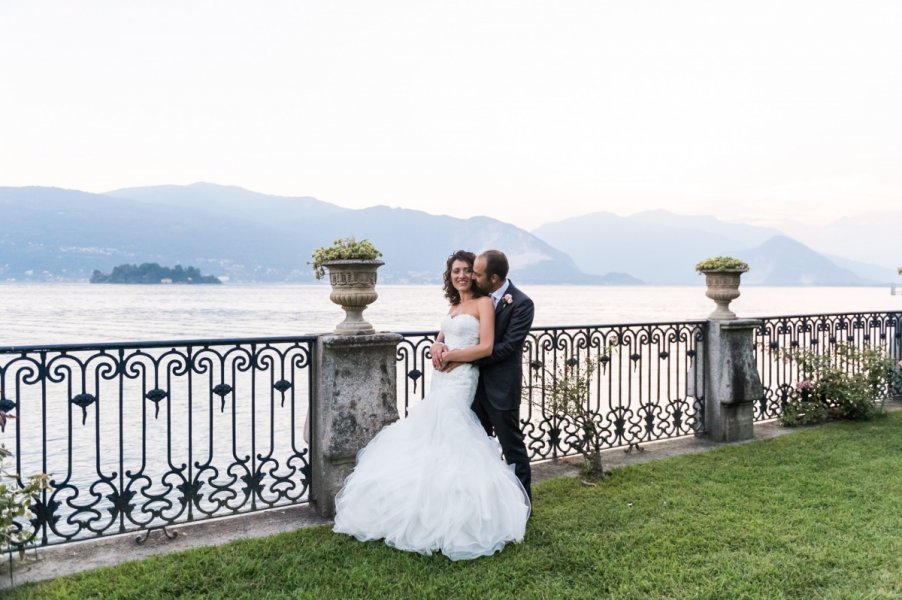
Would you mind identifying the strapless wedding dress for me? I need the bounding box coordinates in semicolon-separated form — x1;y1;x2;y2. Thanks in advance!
332;313;530;560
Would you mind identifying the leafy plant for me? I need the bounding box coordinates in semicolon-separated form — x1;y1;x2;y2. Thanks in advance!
524;356;606;478
309;237;382;280
0;443;51;559
695;256;749;273
778;344;900;427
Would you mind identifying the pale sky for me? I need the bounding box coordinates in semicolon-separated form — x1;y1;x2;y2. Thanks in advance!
2;1;900;230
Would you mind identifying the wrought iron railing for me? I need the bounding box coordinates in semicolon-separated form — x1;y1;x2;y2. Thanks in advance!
397;320;706;461
0;336;315;548
753;312;902;421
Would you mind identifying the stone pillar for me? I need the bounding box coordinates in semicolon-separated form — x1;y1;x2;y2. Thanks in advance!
702;319;763;442
310;332;402;518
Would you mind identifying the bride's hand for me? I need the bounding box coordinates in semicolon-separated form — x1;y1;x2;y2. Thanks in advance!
431;342;447;369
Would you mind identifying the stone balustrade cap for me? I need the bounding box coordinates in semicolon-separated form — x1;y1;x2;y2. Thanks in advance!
320;332;403;347
710;318;763;329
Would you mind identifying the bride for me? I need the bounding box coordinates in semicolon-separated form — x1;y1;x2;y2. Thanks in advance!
332;250;531;561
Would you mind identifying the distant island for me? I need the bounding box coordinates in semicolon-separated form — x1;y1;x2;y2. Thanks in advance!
91;263;222;284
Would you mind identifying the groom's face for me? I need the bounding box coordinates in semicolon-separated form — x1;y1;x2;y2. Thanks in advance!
472;256;499;294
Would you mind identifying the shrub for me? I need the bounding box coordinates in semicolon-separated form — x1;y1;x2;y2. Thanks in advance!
694;256;749;273
0;443;51;558
524;356;606;478
778;345;900;427
309;237;382;280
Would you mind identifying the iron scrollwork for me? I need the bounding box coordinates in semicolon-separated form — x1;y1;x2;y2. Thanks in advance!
753;311;902;422
0;336;315;548
397;320;706;462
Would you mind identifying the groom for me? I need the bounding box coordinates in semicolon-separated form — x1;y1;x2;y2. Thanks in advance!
467;250;535;499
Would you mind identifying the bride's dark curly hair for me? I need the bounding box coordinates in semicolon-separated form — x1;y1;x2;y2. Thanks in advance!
443;250;483;305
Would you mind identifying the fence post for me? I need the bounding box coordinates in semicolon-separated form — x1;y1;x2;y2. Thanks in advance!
702;319;762;442
309;332;402;518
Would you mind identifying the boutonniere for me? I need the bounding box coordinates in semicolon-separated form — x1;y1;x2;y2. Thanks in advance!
501;293;513;306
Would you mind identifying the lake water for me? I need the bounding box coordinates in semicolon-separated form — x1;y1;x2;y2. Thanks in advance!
3;281;901;543
2;282;901;346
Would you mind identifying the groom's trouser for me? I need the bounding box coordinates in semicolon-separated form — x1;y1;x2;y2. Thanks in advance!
472;398;532;501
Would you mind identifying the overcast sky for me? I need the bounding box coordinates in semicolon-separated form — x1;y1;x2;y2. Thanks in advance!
2;1;900;230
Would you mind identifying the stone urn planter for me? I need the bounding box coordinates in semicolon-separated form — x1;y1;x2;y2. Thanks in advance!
311;237;383;335
695;257;750;320
323;259;384;335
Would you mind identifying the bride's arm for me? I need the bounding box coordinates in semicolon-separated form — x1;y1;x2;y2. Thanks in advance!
441;298;495;363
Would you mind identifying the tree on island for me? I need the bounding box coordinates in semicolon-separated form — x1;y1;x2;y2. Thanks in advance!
91;263;222;284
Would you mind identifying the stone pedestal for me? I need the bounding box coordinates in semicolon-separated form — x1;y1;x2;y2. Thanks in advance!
702;319;762;442
310;332;402;518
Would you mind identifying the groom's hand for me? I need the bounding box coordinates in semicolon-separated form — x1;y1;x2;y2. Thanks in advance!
440;361;463;373
430;342;447;369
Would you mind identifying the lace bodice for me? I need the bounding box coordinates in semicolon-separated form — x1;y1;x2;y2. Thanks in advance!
440;313;480;350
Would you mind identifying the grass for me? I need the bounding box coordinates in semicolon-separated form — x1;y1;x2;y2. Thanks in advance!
5;413;902;599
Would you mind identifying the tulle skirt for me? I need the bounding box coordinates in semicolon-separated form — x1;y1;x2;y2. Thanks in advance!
333;366;530;561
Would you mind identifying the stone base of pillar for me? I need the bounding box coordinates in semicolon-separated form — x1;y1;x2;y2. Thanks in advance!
713;400;755;442
310;332;402;518
703;319;762;443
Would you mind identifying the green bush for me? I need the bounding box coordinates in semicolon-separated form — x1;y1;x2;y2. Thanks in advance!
779;344;900;427
0;444;51;558
309;237;382;280
694;256;749;272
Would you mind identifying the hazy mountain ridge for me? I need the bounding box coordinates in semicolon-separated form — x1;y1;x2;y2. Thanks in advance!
731;236;874;286
0;184;624;284
787;212;902;275
2;183;894;286
532;210;894;285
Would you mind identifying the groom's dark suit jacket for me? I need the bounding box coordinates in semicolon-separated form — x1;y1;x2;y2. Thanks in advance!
474;282;535;410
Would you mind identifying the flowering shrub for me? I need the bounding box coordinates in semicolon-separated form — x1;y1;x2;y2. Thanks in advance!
779;345;901;427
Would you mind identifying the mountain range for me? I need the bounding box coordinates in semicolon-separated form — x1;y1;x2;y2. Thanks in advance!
532;210;896;286
0;183;897;286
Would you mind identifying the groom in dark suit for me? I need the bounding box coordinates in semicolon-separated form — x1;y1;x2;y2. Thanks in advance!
470;250;535;500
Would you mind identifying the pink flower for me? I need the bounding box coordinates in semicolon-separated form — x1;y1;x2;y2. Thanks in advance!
502;293;513;305
795;379;814;391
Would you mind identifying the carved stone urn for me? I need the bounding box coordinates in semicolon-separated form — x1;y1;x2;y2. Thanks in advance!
701;270;744;320
323;259;385;335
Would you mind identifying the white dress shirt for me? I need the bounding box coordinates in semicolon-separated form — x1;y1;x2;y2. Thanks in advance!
491;279;511;308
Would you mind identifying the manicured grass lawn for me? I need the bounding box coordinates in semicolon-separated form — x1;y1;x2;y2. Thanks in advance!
7;413;902;599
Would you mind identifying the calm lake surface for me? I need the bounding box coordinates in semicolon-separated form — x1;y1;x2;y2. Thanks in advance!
3;281;901;543
2;282;901;346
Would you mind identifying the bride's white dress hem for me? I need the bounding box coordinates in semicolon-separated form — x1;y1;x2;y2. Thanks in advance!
332;313;530;561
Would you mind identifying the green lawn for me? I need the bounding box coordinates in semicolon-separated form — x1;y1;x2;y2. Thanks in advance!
7;413;902;599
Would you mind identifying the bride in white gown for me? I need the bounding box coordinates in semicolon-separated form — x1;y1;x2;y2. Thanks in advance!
333;250;531;561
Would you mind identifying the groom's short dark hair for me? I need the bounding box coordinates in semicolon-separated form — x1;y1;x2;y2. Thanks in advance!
481;250;509;280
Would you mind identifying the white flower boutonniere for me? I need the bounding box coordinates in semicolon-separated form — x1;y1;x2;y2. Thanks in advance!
501;293;513;306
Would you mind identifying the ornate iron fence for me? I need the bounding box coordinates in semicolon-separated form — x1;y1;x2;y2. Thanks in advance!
2;322;706;549
0;336;315;548
397;320;706;461
753;312;902;421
